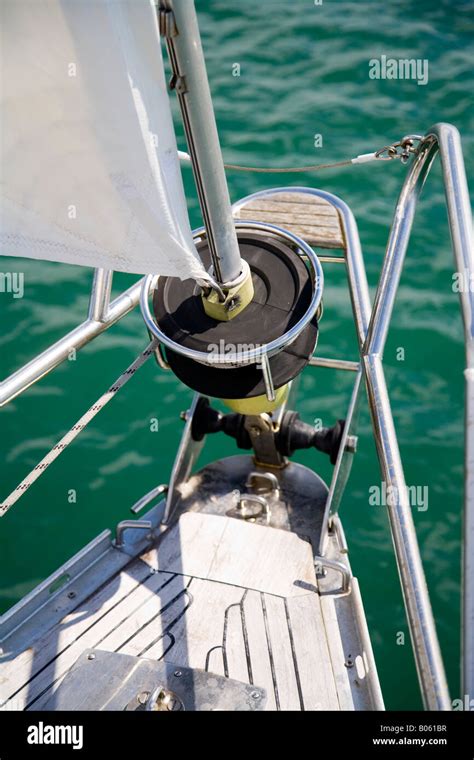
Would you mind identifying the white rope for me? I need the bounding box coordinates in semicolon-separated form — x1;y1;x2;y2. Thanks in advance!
0;340;158;517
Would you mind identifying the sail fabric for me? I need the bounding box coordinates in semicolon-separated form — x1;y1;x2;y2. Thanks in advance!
0;0;210;282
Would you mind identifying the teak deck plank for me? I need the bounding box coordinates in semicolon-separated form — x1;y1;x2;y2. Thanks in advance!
140;513;317;598
233;191;345;248
1;513;365;711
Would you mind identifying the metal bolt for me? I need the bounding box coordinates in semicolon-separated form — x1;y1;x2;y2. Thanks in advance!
250;690;261;700
174;670;182;678
180;410;188;422
137;691;150;705
315;563;327;578
67;590;76;599
147;687;182;711
345;435;358;454
226;296;240;312
87;653;96;661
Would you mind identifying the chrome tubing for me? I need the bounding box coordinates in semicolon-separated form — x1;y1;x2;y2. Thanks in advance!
341;173;452;709
130;484;168;515
87;268;113;323
0;275;149;407
245;186;450;709
309;356;360;371
365;123;473;701
160;0;242;286
433;125;474;699
363;136;439;356
361;137;451;710
363;352;450;711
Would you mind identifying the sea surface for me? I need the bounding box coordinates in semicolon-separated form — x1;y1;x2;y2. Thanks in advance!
1;0;473;710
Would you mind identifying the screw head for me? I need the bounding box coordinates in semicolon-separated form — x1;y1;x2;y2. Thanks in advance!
67;590;76;599
250;690;261;700
226;296;240;312
87;653;96;661
174;670;182;678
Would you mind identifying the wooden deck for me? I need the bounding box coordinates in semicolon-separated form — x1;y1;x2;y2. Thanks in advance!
0;512;379;711
233;191;345;249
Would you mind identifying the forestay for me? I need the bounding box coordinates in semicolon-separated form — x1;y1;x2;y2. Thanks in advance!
0;0;209;282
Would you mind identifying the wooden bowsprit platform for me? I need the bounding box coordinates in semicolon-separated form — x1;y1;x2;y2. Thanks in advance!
233;190;345;249
0;515;337;711
0;496;383;712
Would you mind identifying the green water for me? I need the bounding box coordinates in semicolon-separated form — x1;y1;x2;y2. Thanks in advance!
1;0;473;710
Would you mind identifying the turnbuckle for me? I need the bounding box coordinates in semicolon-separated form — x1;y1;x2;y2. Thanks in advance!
375;134;424;165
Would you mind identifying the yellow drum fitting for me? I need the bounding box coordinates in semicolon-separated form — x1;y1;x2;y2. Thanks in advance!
201;260;254;321
221;384;289;415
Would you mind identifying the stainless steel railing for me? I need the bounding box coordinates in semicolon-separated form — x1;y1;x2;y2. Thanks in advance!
249;184;450;709
0;271;148;407
278;123;472;709
364;123;473;703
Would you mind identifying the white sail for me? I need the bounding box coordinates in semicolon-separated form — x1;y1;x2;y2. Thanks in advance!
0;0;209;282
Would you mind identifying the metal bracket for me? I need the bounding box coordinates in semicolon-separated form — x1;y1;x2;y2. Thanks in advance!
42;648;266;711
226;492;270;522
244;414;286;468
115;520;153;549
245;470;280;498
314;555;351;594
157;7;177;38
169;73;188;94
145;685;184;712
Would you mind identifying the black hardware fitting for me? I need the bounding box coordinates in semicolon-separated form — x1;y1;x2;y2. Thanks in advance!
191;397;345;465
153;231;318;401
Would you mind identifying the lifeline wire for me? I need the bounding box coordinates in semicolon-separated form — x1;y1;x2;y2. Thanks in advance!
178;150;384;173
0;340;158;517
177;135;423;173
222;159;354;173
